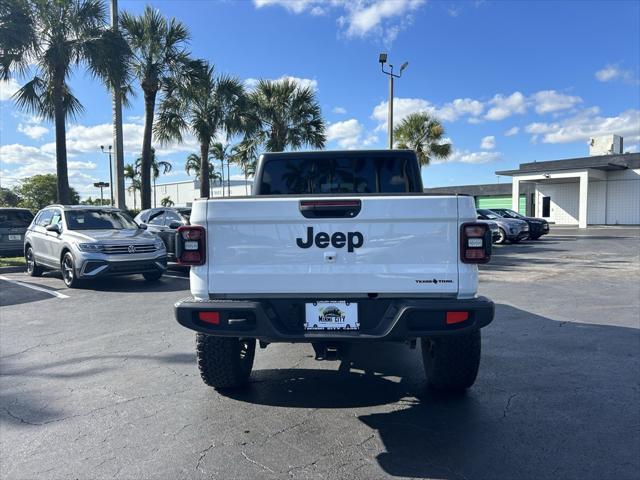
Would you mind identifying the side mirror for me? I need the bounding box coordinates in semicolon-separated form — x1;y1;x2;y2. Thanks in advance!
46;223;62;234
168;221;181;229
138;223;148;230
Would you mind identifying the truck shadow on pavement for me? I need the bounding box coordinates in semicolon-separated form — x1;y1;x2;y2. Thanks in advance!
223;304;640;479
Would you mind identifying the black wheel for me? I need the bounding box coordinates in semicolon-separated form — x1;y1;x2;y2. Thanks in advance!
61;251;81;288
196;334;256;389
421;330;481;391
25;246;43;277
496;228;507;244
143;271;163;282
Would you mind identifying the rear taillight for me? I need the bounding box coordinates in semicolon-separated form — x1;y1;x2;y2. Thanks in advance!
460;222;492;264
176;226;206;266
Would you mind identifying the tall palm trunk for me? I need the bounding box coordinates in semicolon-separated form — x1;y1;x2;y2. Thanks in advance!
53;78;70;204
226;159;231;196
220;159;224;196
140;87;157;209
199;141;211;198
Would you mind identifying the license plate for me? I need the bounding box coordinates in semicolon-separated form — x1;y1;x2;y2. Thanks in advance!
304;301;359;331
8;235;21;241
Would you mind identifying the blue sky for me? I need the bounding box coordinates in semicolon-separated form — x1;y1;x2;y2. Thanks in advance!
1;0;639;198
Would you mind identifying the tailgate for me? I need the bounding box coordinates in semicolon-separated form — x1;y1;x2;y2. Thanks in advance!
203;196;462;297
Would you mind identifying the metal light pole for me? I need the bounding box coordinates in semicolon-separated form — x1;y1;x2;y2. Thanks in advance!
379;53;408;149
110;0;126;209
100;145;114;205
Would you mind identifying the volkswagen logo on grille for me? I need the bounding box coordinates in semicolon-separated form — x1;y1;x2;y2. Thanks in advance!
128;245;136;254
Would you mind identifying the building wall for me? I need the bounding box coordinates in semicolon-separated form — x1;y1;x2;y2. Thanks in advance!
533;169;640;225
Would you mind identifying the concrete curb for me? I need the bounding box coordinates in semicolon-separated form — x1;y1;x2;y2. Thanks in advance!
0;266;25;274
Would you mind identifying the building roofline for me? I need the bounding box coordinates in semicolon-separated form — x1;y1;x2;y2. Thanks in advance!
496;152;640;176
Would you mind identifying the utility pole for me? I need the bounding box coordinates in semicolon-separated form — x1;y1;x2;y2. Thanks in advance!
111;0;126;209
100;145;114;205
379;53;408;149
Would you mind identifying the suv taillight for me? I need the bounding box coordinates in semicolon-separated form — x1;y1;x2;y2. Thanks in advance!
176;226;206;266
460;223;492;264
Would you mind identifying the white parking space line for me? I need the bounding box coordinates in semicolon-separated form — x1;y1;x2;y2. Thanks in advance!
164;274;190;280
0;275;69;299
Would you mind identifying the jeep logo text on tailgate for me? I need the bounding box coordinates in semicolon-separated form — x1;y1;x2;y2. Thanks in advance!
296;226;364;252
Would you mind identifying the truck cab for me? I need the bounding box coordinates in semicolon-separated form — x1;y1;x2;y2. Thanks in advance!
174;150;494;391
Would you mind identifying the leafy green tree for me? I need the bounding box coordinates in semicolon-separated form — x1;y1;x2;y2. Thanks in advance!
393;112;452;168
0;187;21;207
0;0;130;204
120;6;195;209
155;62;247;198
135;147;172;207
16;174;79;211
160;196;174;207
185;153;221;183
244;79;325;153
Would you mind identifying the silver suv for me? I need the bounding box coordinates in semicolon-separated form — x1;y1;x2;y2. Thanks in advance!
24;205;167;287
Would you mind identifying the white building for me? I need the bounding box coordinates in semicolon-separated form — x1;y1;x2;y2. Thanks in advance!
496;152;639;228
125;178;253;209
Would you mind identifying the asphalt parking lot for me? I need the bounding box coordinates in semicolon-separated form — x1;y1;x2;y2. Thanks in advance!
1;227;639;480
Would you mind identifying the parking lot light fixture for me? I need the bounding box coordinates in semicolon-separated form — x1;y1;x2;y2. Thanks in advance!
379;53;409;149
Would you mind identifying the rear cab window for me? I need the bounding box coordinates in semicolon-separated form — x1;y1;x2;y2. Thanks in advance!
258;154;421;195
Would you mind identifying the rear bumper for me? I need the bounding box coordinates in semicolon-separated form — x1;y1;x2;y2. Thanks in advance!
174;296;494;342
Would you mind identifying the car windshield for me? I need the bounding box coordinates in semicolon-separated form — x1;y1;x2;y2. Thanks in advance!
478;209;500;220
0;210;33;227
65;210;138;230
500;209;523;219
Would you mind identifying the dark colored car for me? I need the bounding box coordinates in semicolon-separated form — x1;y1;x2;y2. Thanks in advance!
135;207;191;261
0;208;34;257
490;208;550;240
477;209;529;244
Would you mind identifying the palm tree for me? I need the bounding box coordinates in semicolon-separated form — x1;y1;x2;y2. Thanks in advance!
244;79;325;153
185;153;221;183
120;6;195;209
210;142;233;196
393;112;452;168
230;140;258;195
155;62;247;198
124;163;140;210
160;196;174;207
135;147;172;207
0;0;130;204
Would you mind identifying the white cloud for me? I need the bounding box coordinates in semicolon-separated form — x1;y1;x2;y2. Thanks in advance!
332;106;347;115
244;75;318;91
253;0;426;45
437;149;502;165
448;6;461;17
485;92;527;121
17;123;49;140
326;119;364;149
525;108;640;144
480;135;496;150
531;90;582;114
595;64;638;84
372;96;484;132
504;126;519;136
0;78;20;101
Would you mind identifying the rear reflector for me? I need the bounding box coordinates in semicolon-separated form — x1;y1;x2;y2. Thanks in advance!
446;311;469;325
199;311;220;325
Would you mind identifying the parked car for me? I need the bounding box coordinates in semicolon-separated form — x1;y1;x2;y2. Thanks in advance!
174;150;495;392
476;218;501;243
489;208;550;240
477;208;529;244
0;208;34;257
134;207;191;261
24;205;167;287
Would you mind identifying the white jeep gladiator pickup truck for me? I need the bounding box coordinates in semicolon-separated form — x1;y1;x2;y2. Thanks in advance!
174;150;494;391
